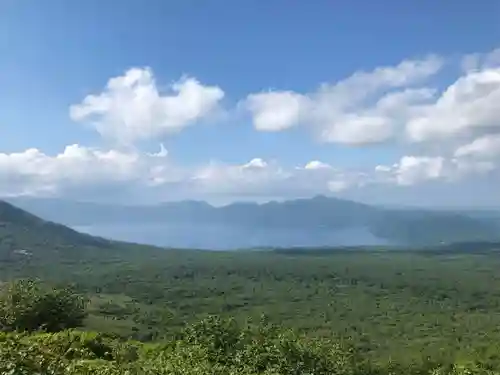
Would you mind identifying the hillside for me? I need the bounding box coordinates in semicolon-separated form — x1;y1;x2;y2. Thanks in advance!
6;196;500;247
0;200;163;272
4;200;500;366
0;200;111;250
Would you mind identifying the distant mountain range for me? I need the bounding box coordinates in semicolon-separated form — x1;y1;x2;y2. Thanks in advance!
4;196;500;248
1;198;500;282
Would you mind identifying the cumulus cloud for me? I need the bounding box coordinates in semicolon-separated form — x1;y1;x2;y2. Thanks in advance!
0;144;183;198
461;48;500;73
147;143;169;158
189;158;377;198
452;158;497;176
241;48;500;154
242;55;443;145
454;135;500;159
191;158;293;197
376;152;498;187
402;48;500;143
386;156;447;186
0;146;366;201
1;144;498;203
406;68;500;142
5;48;500;204
304;160;332;170
327;180;350;193
70;68;224;144
243;91;310;131
242;158;268;169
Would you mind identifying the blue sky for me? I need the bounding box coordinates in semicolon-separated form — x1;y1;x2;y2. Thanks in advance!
1;0;500;206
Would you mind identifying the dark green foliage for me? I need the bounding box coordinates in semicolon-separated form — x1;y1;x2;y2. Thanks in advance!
6;242;500;362
4;200;500;371
1;316;500;374
0;332;68;374
0;279;87;332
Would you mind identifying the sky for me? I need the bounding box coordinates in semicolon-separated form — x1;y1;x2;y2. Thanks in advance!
1;0;500;207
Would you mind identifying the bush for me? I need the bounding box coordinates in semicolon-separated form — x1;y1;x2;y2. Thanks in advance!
28;330;115;360
0;332;68;374
0;279;87;333
1;312;499;374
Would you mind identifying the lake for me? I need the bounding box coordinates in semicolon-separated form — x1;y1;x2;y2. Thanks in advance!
73;223;394;250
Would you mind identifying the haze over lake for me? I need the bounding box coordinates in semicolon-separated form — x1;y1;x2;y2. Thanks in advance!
73;223;393;250
8;195;499;249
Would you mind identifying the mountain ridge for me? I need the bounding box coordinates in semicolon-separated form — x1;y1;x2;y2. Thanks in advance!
4;195;500;247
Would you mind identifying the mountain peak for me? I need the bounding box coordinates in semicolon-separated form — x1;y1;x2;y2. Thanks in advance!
311;194;330;200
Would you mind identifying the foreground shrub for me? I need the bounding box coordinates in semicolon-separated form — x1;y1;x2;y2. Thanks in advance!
1;315;500;374
28;330;116;360
0;279;87;333
0;333;67;374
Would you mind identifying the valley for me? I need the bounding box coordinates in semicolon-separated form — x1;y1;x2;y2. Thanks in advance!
3;199;500;373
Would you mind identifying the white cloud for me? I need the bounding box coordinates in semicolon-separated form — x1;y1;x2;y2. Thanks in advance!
406;68;500;142
327;180;350;193
405;49;500;144
376;152;499;187
375;165;391;173
243;91;309;131
454;135;500;159
241;48;500;151
147;143;169;158
1;144;498;203
6;49;500;204
190;158;372;198
304;160;332;170
452;158;497;176
395;156;446;185
0;146;363;201
0;144;182;198
242;55;443;144
461;48;500;73
70;68;224;144
242;158;268;169
376;156;447;186
191;159;292;196
318;114;394;144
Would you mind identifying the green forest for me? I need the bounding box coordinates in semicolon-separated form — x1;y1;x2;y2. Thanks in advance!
3;199;500;373
4;243;500;373
2;0;499;371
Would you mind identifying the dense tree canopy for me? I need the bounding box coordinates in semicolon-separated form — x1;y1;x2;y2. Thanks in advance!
0;313;496;375
3;204;500;373
0;279;87;333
